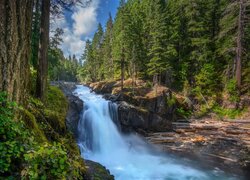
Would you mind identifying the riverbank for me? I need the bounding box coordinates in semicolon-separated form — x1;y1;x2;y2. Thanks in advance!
86;80;250;178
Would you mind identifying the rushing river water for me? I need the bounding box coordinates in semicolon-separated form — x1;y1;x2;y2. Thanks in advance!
74;85;239;180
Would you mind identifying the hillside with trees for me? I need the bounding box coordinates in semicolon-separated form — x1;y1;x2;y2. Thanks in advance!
79;0;250;117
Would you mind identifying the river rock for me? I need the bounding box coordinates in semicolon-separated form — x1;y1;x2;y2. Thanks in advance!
84;160;114;180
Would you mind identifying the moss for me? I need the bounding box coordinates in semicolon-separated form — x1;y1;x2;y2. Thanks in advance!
46;86;68;115
44;109;66;134
20;108;47;142
165;95;177;107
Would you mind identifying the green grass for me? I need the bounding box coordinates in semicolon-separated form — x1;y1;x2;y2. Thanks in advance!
212;105;244;119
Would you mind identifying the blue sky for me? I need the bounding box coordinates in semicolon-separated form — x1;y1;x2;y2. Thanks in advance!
52;0;119;59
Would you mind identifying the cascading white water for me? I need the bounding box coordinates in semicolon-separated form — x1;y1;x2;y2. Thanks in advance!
74;85;237;180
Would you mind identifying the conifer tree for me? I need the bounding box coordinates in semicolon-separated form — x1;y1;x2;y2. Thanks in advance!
147;0;168;85
218;0;250;93
92;23;104;81
103;13;114;79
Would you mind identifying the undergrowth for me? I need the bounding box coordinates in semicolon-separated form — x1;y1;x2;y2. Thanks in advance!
0;86;86;179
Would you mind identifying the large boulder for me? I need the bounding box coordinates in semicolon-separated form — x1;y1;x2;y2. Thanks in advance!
65;95;83;138
118;101;148;132
118;101;172;133
84;160;114;180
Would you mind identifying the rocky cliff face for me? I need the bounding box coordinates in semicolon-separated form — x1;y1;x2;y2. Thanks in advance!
56;82;83;138
117;98;173;133
89;80;182;133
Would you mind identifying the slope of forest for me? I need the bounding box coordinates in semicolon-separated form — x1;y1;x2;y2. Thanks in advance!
79;0;250;118
0;86;86;178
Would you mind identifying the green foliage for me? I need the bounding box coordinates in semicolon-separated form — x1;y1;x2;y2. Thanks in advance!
212;104;243;119
21;108;47;142
77;0;250;111
48;28;80;82
46;86;68;115
0;92;30;175
23;143;70;179
166;96;176;107
30;67;38;96
194;63;220;96
0;89;86;178
176;107;192;119
226;79;240;103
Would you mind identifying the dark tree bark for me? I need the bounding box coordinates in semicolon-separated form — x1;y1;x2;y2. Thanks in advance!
31;0;41;68
36;0;50;101
235;0;245;89
0;0;33;103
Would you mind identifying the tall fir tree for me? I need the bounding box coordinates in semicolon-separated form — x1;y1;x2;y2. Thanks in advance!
147;0;168;85
103;13;114;79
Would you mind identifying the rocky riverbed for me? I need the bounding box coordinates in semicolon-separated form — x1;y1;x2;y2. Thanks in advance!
146;119;250;176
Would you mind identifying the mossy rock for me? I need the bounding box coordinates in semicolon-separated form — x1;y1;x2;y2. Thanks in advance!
44;109;66;134
84;160;114;180
20;108;47;142
46;86;68;116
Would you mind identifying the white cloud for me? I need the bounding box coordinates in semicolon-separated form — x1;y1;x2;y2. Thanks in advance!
61;28;86;58
51;0;100;59
72;4;98;36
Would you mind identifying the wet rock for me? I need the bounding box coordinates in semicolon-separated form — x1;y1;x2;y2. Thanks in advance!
57;82;84;138
103;94;120;102
117;101;147;132
65;95;83;138
84;160;114;180
87;81;184;133
90;81;117;94
117;101;172;132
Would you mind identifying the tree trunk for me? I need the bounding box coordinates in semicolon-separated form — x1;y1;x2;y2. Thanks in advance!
31;0;41;67
0;0;33;104
121;47;125;92
236;0;244;89
36;0;50;101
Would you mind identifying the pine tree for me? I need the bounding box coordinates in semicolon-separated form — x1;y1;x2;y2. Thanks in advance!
218;0;250;94
112;0;133;90
92;23;104;81
165;0;190;89
103;13;114;79
147;0;168;85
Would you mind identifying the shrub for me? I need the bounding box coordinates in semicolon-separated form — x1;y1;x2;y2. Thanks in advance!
194;64;219;96
23;143;70;179
0;92;30;175
226;79;240;103
176;107;192;119
212;104;243;119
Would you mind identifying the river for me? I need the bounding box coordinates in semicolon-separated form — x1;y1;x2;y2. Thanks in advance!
74;85;239;180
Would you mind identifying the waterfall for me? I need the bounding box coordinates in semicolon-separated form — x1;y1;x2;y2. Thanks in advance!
74;85;235;180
